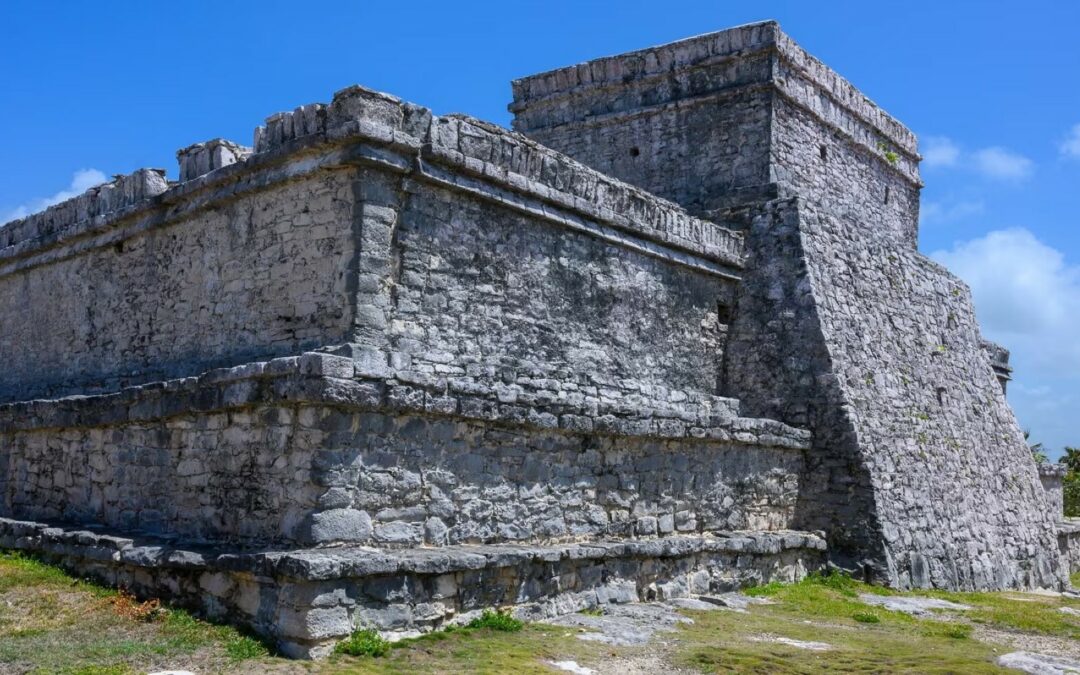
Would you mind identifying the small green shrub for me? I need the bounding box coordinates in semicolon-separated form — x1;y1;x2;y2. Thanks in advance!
579;607;605;617
335;628;391;657
852;611;880;624
876;140;900;165
467;609;524;632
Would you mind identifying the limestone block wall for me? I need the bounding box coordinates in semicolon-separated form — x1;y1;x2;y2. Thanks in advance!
0;171;357;402
725;198;1062;589
768;31;920;245
510;23;1062;590
510;21;921;245
769;96;920;246
392;181;732;396
0;354;809;548
0;516;826;657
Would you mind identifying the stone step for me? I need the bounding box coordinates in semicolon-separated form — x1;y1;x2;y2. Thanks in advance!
0;516;826;658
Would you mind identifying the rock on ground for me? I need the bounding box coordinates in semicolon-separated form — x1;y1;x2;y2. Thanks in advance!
858;594;971;617
997;651;1080;674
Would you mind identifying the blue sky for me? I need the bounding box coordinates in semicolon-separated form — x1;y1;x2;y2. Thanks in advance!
2;1;1078;455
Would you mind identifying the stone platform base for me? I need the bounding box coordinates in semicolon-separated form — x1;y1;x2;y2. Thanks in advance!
0;516;825;658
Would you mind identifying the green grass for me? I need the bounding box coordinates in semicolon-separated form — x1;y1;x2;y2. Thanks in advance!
334;609;526;662
676;572;1000;673
325;623;599;674
923;589;1080;639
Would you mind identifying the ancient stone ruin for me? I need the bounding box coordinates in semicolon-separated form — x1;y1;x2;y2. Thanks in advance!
0;21;1073;657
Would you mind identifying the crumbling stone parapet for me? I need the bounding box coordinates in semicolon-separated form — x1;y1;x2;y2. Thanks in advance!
176;138;252;182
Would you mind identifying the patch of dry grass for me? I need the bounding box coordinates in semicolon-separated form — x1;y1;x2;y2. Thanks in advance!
0;552;269;674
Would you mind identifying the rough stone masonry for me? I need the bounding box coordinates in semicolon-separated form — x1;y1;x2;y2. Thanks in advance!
0;20;1068;657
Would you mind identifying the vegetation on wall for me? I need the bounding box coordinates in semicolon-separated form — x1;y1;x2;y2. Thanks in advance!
1029;433;1080;518
1062;447;1080;518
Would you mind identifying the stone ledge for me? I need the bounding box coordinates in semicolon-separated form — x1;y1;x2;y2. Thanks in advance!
0;352;811;450
1039;464;1068;478
0;516;826;580
0;515;827;658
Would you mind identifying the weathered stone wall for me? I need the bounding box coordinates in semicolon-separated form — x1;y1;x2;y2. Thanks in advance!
510;20;921;245
719;198;885;571
392;182;733;396
0;171;357;402
1059;521;1080;574
0;355;808;548
726;198;1062;589
769;95;920;245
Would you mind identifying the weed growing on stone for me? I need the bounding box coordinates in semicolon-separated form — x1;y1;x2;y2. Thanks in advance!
467;608;525;632
335;628;392;657
876;140;901;164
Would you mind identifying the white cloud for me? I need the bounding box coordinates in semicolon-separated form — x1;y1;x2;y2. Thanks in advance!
1061;123;1080;159
922;136;960;168
1;168;108;224
931;228;1080;370
971;147;1033;180
920;199;984;225
932;228;1080;453
918;135;1034;180
1009;381;1078;458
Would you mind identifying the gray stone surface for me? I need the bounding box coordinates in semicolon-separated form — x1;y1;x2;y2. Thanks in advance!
997;651;1080;674
751;636;832;651
511;21;920;245
547;603;693;645
726;199;1062;589
704;592;774;612
858;594;971;617
1040;464;1068;521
